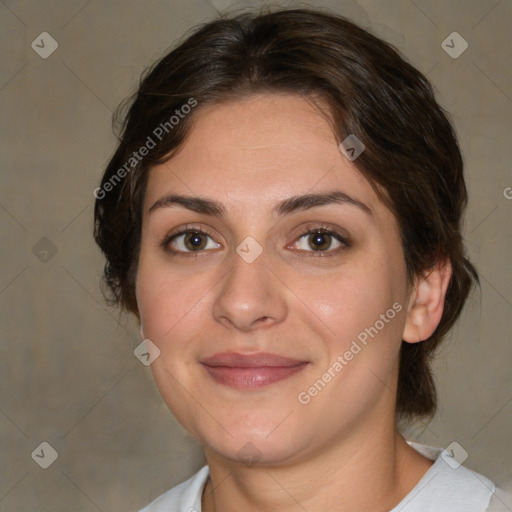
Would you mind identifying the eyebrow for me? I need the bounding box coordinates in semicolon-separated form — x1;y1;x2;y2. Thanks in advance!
148;190;373;217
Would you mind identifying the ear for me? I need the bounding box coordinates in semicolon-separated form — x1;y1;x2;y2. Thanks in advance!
139;321;145;340
403;259;452;343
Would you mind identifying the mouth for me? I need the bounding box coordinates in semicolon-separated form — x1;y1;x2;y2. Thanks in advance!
199;352;309;389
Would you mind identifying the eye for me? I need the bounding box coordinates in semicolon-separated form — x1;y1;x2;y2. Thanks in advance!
293;228;348;253
164;229;221;253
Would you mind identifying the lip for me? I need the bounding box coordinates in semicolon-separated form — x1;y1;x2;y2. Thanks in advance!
200;352;309;389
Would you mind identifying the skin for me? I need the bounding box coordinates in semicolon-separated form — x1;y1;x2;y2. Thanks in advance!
135;94;452;512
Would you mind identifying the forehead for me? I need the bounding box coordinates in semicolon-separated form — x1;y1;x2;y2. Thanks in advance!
143;94;385;219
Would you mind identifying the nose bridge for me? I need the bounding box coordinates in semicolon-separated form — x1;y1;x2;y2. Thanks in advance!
212;241;287;330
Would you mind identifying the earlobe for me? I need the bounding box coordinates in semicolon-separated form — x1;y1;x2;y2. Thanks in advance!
139;321;145;340
403;259;452;343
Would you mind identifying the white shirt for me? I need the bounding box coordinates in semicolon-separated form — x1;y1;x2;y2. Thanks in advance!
139;442;511;511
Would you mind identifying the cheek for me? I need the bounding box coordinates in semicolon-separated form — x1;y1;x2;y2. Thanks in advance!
135;264;211;431
300;260;408;394
135;260;211;347
299;262;402;337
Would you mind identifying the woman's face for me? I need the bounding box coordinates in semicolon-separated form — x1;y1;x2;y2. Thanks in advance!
136;94;413;466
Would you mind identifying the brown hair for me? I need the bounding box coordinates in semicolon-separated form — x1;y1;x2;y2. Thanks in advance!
94;8;478;421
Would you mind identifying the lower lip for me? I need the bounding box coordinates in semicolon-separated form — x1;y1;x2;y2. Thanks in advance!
201;363;308;389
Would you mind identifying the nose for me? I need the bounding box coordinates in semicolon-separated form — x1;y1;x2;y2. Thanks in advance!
212;247;288;332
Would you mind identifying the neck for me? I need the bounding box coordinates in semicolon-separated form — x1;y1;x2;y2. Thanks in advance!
201;418;433;512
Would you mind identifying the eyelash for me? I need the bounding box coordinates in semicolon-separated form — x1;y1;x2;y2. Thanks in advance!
161;225;350;258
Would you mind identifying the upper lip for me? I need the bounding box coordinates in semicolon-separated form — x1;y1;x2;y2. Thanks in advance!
200;352;308;368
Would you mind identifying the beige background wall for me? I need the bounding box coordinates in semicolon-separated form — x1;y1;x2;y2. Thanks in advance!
0;0;511;510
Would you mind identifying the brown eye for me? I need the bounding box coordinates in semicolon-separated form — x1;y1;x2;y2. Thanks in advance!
165;230;221;253
293;228;349;254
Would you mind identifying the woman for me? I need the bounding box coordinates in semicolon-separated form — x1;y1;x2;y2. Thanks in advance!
94;8;509;511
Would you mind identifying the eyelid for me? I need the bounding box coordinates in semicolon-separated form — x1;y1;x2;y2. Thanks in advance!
166;224;215;240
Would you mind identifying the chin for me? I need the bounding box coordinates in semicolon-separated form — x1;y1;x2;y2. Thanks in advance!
206;434;299;467
197;412;318;467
